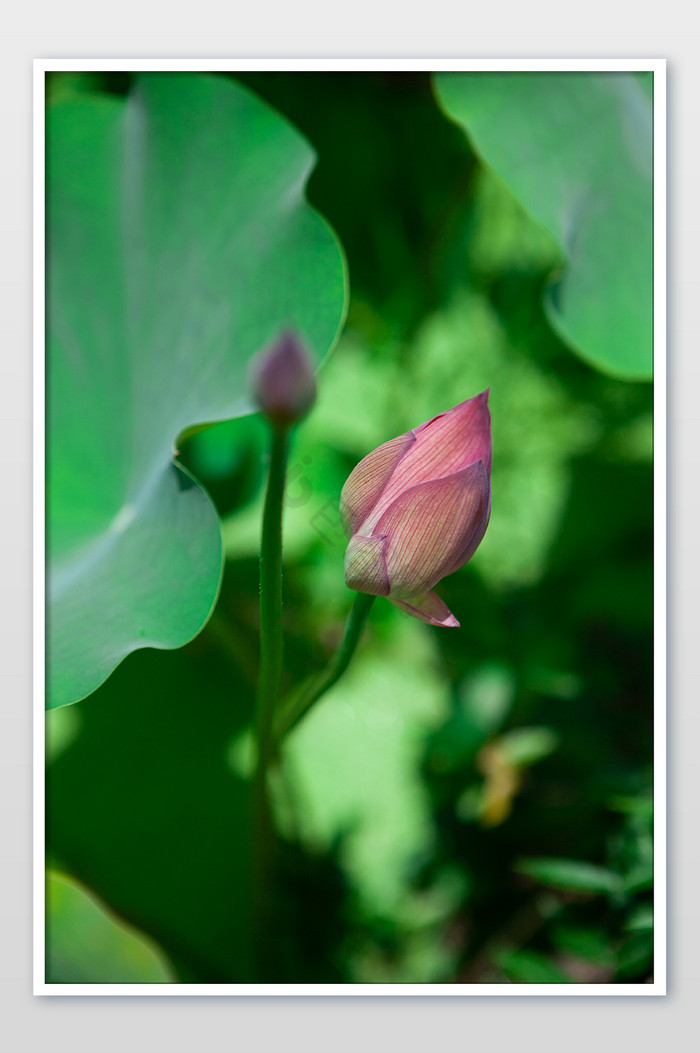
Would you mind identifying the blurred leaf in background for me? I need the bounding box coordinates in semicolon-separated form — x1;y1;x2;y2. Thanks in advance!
46;871;174;983
435;71;653;379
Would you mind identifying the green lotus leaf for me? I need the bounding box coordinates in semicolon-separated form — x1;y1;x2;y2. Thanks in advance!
435;71;653;380
47;73;347;708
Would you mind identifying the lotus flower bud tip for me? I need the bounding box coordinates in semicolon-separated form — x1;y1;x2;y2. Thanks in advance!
252;329;317;428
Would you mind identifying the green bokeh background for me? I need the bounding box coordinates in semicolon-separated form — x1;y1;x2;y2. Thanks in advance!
46;71;653;984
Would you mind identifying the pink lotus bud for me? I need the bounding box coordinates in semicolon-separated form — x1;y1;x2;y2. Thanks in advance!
340;392;492;628
252;329;317;428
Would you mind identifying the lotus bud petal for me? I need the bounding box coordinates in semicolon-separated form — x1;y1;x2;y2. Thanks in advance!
340;433;416;537
344;534;390;596
251;329;317;428
340;391;492;627
377;461;491;597
390;590;461;628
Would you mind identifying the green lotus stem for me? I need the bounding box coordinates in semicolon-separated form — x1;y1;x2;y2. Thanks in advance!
250;328;319;978
253;424;289;979
256;426;290;765
274;591;375;741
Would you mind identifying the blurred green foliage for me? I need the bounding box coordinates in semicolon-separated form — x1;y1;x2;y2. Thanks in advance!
46;71;654;985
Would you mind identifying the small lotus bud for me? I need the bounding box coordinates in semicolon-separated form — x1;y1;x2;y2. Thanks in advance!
251;329;317;428
340;391;492;628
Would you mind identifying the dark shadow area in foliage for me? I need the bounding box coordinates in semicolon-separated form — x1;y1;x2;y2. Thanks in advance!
47;560;354;983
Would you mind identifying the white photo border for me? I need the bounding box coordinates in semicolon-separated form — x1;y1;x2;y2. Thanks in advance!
33;56;666;997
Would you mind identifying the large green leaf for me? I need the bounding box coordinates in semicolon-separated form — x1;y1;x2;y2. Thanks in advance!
434;72;653;379
47;73;347;708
